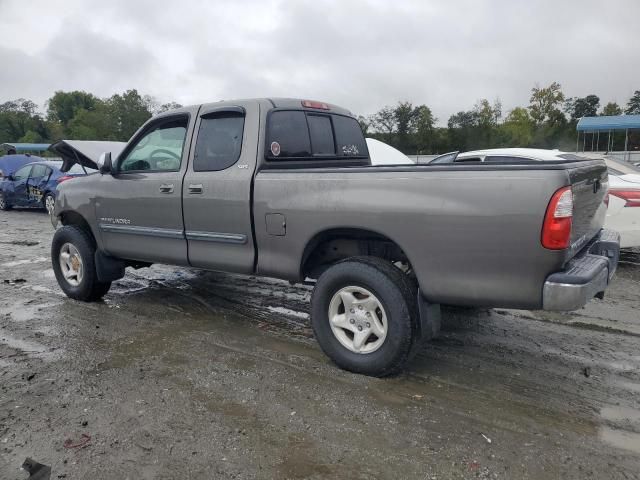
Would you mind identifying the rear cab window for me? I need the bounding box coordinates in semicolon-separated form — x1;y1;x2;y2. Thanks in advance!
194;113;245;172
266;109;369;167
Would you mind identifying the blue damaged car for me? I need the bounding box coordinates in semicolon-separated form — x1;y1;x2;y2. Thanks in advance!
0;160;94;213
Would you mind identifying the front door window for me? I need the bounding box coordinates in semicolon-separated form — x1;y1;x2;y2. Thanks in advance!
118;118;188;173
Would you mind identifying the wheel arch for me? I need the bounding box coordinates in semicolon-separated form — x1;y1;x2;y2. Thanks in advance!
59;210;98;247
300;227;415;281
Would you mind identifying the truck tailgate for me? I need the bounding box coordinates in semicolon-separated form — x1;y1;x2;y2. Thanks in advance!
566;161;609;257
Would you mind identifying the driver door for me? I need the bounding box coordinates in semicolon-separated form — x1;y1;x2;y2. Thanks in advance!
8;165;32;206
95;113;195;265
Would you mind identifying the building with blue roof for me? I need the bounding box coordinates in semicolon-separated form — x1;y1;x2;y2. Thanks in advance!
576;115;639;160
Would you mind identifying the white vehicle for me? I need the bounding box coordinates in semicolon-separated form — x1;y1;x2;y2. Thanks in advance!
366;138;414;165
606;172;640;248
431;148;640;248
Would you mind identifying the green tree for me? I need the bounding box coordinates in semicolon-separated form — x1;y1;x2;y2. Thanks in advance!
66;102;115;140
473;98;501;148
500;107;534;146
107;89;153;141
394;101;418;151
529;82;565;125
601;102;622;116
413;105;435;154
565;95;599;120
357;115;370;136
370;106;396;136
0;98;48;145
47;91;99;126
0;98;39;115
447;110;479;151
625;90;640;115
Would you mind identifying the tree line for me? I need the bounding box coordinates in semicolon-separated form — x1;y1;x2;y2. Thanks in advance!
361;83;640;154
1;84;639;154
0;89;181;146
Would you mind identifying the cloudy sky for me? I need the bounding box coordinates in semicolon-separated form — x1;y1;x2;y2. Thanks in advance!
1;0;638;122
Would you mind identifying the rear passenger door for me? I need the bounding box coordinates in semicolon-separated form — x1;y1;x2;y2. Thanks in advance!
182;103;259;273
27;164;51;206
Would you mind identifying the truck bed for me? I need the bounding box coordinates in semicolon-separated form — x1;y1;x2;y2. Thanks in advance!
253;160;608;309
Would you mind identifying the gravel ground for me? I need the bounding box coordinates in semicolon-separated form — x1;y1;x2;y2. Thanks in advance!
1;210;639;479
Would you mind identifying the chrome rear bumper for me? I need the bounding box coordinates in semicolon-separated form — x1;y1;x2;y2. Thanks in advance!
543;229;620;311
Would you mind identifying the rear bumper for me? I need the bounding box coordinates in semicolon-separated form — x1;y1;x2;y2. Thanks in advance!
543;229;620;311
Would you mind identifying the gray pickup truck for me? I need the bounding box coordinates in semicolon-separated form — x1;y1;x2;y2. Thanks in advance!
49;98;620;376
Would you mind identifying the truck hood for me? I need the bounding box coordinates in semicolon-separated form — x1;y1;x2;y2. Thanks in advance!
49;140;126;172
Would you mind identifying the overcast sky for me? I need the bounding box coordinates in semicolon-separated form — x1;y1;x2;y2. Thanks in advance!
1;0;638;123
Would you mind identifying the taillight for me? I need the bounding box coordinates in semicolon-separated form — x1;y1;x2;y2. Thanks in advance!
609;189;640;207
56;175;74;184
301;100;330;110
542;186;573;250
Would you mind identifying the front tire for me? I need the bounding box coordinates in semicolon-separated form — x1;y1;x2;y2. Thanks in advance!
51;226;111;301
0;192;11;211
311;256;418;377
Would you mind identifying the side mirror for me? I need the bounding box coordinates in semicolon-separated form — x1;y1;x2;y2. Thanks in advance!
97;152;113;175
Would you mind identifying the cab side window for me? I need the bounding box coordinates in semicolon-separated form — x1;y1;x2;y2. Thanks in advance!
119;118;188;173
193;113;245;172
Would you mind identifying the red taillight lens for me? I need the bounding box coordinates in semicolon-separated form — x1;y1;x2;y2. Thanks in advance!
542;186;573;250
301;100;330;110
56;175;74;184
609;189;640;207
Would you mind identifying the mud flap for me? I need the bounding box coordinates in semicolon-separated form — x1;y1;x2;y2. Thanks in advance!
410;294;441;358
95;251;126;282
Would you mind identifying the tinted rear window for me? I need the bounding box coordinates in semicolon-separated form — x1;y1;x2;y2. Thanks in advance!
268;111;311;158
266;110;368;161
332;115;367;158
307;115;335;155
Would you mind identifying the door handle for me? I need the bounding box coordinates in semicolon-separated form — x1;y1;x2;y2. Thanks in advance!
159;184;174;194
188;184;203;194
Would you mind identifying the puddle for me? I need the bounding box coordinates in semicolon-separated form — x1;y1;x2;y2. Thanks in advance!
1;256;48;267
601;405;640;424
266;306;310;319
613;379;640;394
0;300;61;322
0;328;57;361
600;427;640;454
599;404;640;454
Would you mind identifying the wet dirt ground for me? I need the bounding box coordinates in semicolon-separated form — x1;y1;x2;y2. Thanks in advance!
1;210;639;479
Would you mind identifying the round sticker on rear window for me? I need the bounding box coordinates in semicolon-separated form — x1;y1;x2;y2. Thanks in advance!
270;141;281;157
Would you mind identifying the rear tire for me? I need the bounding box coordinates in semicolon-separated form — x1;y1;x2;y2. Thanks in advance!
43;193;55;215
0;192;11;211
311;256;418;377
52;226;111;301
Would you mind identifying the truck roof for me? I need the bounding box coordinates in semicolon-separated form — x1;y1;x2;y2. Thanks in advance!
174;98;354;117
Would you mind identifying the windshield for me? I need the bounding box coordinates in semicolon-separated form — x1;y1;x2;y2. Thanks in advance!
429;151;459;164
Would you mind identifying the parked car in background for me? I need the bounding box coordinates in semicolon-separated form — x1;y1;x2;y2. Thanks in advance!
0;160;95;213
429;148;640;248
606;172;640;248
366;138;414;165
